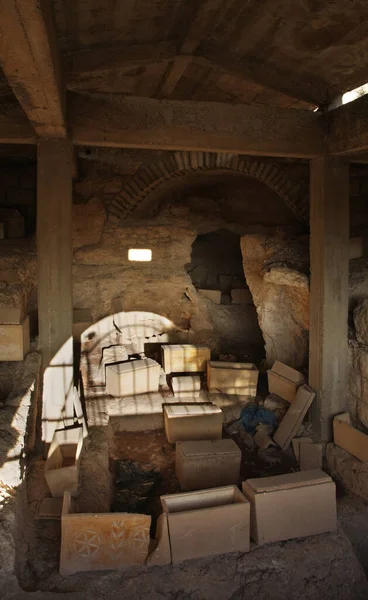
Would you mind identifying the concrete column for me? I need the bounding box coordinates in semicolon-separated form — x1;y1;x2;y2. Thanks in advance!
309;156;349;441
37;141;74;443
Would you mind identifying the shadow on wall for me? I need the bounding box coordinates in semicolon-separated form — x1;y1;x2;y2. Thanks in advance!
0;352;41;487
187;229;265;360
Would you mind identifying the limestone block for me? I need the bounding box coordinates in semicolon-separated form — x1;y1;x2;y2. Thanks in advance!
146;513;171;566
36;497;64;520
60;492;151;575
172;374;201;398
106;358;160;397
242;470;336;545
45;425;84;498
231;289;253;304
0;307;23;324
299;442;323;470
207;361;259;396
354;299;368;345
162;344;211;374
161;485;250;564
253;427;277;449
333;413;368;463
267;360;304;403
164;403;223;443
176;439;241;491
273;385;316;450
291;436;313;462
326;443;368;502
349;237;363;260
0;316;30;361
198;289;221;303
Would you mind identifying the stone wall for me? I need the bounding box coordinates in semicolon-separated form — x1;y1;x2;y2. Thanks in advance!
0;162;36;236
2;157;368;420
241;233;309;369
72;162;304;357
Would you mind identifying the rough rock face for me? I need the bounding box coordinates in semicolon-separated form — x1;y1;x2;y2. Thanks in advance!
327;443;368;501
241;234;309;368
354;299;368;345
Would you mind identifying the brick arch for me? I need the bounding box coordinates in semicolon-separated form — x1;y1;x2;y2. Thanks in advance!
109;151;309;222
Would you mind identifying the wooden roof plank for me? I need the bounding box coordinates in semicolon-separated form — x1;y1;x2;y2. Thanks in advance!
0;0;66;138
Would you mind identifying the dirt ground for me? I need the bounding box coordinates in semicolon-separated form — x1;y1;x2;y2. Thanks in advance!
9;427;368;600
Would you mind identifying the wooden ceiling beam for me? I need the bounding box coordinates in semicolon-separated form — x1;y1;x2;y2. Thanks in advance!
68;92;325;158
159;0;226;98
65;42;177;90
0;0;66;138
328;95;368;155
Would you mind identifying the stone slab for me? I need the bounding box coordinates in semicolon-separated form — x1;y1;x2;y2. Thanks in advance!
106;358;161;397
273;385;315;450
292;437;313;462
164;402;223;443
162;344;211;374
267;361;304;403
0;316;29;361
198;289;221;304
242;471;336;545
0;307;24;324
207;361;259;396
300;442;323;470
172;374;201;398
326;442;368;502
146;513;171;566
333;413;368;463
45;425;84;498
60;492;151;575
36;497;64;520
176;439;241;491
246;469;330;493
161;486;250;564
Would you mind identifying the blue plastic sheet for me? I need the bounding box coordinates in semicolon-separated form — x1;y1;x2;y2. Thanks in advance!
237;404;277;435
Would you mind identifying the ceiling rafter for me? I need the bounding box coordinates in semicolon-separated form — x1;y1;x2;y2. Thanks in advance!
159;0;228;98
65;41;177;91
0;0;66;138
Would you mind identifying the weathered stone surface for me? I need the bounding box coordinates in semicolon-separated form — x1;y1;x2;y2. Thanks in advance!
348;344;368;428
0;352;41;487
354;299;368;345
327;442;368;502
264;266;309;289
241;234;309;368
72;198;106;248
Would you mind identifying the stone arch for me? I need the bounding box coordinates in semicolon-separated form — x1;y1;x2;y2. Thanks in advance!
109;151;309;222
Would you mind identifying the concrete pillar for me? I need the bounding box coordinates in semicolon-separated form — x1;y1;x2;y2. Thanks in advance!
37;141;74;443
309;157;349;441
